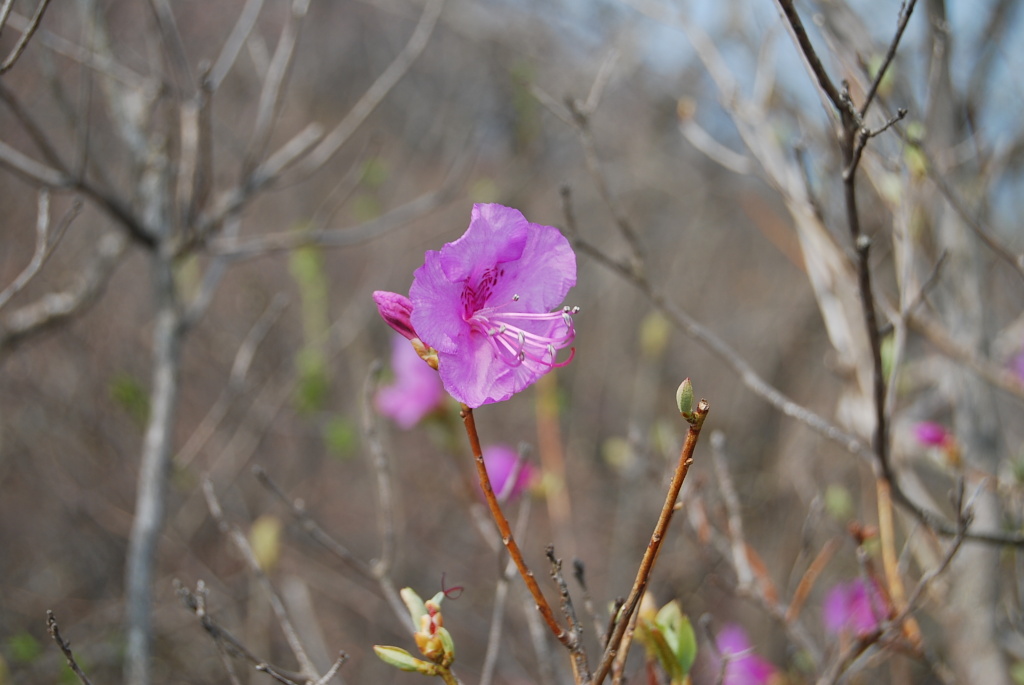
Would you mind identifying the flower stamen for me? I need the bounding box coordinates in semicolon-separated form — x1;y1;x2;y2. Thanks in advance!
468;297;577;371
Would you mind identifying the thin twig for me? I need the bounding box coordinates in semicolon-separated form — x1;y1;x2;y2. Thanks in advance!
176;580;309;685
0;230;127;353
294;0;444;176
0;0;52;74
253;467;374;579
558;184;869;463
572;559;606;652
314;653;349;685
563;98;644;275
242;0;310;175
202;478;320;681
252;466;415;632
858;0;918;116
146;0;193;97
203;142;465;260
914;136;1024;284
547;546;591;682
711;432;754;590
208;0;265;90
786;538;840;624
175;294;287;470
0;193;80;312
773;0;848;116
593;399;709;685
46;611;95;685
362;360;397;578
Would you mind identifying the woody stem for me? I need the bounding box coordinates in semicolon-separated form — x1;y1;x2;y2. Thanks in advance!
460;405;573;649
593;399;710;685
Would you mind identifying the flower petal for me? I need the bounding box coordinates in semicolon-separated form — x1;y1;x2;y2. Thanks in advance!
410;251;468;355
484;216;576;312
438;204;529;285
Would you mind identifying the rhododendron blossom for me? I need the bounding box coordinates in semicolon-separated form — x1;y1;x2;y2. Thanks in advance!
375;333;445;429
374;203;577;407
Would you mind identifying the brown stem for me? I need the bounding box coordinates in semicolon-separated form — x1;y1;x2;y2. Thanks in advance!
593;399;710;685
460;405;572;648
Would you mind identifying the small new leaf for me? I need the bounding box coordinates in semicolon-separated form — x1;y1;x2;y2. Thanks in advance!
373;646;436;674
675;378;693;415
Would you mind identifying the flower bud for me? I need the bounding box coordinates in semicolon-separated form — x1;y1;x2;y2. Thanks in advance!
373;291;418;341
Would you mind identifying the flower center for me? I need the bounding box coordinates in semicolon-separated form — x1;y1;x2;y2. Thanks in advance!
468;294;578;369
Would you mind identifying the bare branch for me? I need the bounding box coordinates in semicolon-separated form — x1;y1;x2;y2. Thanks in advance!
594;400;709;685
293;0;444;175
0;0;53;74
859;0;918;116
0;192;79;312
772;0;848;117
546;546;590;683
362;360;398;578
146;0;193;96
209;161;462;261
46;611;95;685
0;230;126;354
242;0;311;175
202;478;321;682
4;8;145;86
175;293;287;470
176;580;310;685
560;185;871;462
252;466;415;633
208;0;265;90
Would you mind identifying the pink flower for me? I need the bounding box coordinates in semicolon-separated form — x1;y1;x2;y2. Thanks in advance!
715;625;777;685
823;579;884;637
913;421;949;447
482;444;536;501
375;333;445;429
374;204;577;407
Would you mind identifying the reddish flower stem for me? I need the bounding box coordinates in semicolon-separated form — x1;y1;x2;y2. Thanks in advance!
460;405;572;649
593;399;710;685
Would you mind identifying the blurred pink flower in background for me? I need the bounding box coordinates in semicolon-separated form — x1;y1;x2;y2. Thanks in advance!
375;333;445;429
482;444;536;501
823;579;885;638
715;624;778;685
913;421;950;447
374;203;577;408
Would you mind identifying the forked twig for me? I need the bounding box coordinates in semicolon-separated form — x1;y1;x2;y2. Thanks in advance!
252;466;414;633
202;478;320;681
176;580;316;685
547;546;590;682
